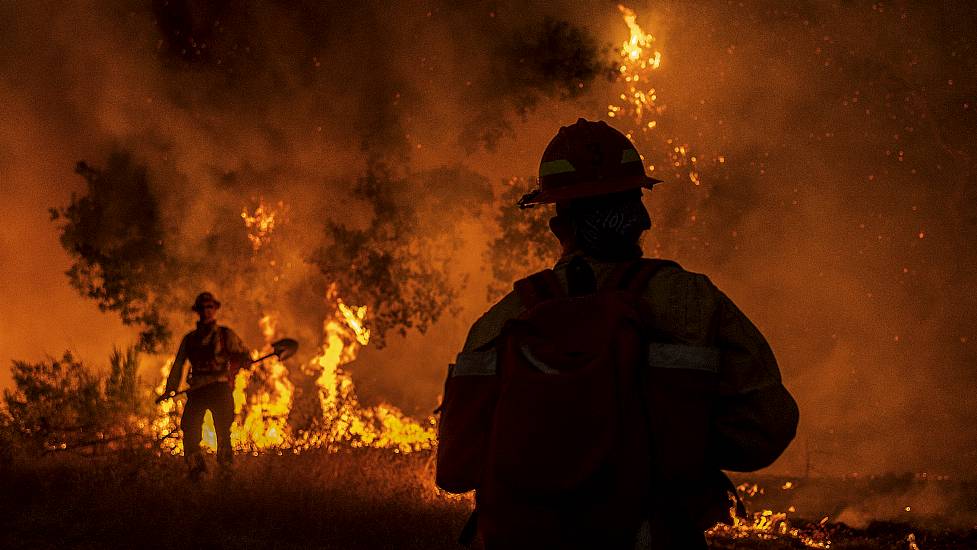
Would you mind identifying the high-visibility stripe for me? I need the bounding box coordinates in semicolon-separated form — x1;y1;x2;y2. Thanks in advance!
520;345;559;374
450;343;719;376
539;159;576;177
621;148;641;163
648;343;720;373
451;349;497;377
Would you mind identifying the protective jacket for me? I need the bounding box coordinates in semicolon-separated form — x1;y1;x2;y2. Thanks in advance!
451;252;798;545
164;321;250;393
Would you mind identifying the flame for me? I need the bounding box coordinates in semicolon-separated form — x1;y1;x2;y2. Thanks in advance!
338;300;370;346
612;5;704;185
706;489;832;548
299;293;436;453
706;507;832;548
610;5;663;128
240;199;280;252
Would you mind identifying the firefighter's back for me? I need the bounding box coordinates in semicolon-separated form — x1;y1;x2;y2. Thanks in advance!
435;119;797;549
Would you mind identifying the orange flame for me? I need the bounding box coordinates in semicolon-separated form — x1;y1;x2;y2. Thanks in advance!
240;199;280;252
706;489;831;548
610;5;663;130
612;5;704;185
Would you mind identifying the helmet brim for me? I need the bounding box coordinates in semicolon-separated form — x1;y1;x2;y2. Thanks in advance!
517;175;663;208
191;300;222;312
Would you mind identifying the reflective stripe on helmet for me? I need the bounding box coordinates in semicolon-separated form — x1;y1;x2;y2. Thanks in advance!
539;159;576;177
621;148;641;163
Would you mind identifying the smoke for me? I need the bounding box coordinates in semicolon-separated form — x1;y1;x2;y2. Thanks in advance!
627;1;977;477
2;0;976;479
6;1;611;349
0;2;612;402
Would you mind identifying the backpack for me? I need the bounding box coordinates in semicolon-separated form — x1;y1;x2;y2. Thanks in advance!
437;259;679;548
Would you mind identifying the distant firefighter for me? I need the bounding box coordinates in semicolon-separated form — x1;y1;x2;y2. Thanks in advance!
436;119;799;549
161;292;250;479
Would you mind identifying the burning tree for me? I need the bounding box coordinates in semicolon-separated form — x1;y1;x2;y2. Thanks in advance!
315;163;490;347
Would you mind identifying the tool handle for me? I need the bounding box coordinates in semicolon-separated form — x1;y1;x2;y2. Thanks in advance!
250;352;276;364
154;352;279;403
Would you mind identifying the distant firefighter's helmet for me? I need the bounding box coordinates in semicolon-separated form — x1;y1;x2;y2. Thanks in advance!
191;292;221;312
518;118;662;208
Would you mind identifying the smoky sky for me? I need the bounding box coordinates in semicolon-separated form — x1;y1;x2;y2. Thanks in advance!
1;0;976;479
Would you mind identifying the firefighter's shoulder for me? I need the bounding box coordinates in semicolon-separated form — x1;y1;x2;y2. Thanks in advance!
217;325;247;345
641;258;714;294
461;290;524;352
217;324;238;335
642;261;724;342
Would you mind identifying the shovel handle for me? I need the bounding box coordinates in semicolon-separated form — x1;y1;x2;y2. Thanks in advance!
250;352;277;364
154;352;282;403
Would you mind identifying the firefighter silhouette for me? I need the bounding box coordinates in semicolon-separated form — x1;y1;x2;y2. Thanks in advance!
163;292;250;479
436;119;799;549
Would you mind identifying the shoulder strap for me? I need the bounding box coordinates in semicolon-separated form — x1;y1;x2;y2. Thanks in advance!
513;269;564;309
605;258;681;293
217;326;229;355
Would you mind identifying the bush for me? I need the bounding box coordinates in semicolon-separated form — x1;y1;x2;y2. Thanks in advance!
2;347;152;454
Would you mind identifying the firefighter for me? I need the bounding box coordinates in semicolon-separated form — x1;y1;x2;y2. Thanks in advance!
436;119;799;549
163;292;250;479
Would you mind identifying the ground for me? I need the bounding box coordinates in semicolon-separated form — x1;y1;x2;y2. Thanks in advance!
1;449;974;549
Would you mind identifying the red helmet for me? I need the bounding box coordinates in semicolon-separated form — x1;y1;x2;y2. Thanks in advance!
518;118;662;208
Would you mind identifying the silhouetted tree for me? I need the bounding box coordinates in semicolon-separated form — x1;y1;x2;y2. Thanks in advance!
50;156;174;352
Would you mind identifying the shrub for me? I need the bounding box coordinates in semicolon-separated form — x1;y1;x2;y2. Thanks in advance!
2;347;152;454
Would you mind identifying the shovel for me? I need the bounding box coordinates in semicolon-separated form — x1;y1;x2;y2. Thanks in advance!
155;338;299;403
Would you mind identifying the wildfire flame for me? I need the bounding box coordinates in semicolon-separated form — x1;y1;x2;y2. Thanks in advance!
705;486;832;549
706;506;832;548
611;4;703;186
241;199;280;252
612;4;663;127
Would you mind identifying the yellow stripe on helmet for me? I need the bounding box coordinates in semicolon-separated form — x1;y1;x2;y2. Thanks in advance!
621;148;641;163
539;159;576;177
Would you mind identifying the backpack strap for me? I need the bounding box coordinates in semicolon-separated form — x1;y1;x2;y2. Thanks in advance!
218;326;228;355
605;258;680;294
513;269;564;309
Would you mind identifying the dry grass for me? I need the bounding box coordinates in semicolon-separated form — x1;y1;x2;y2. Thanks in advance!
0;448;470;550
1;449;974;549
